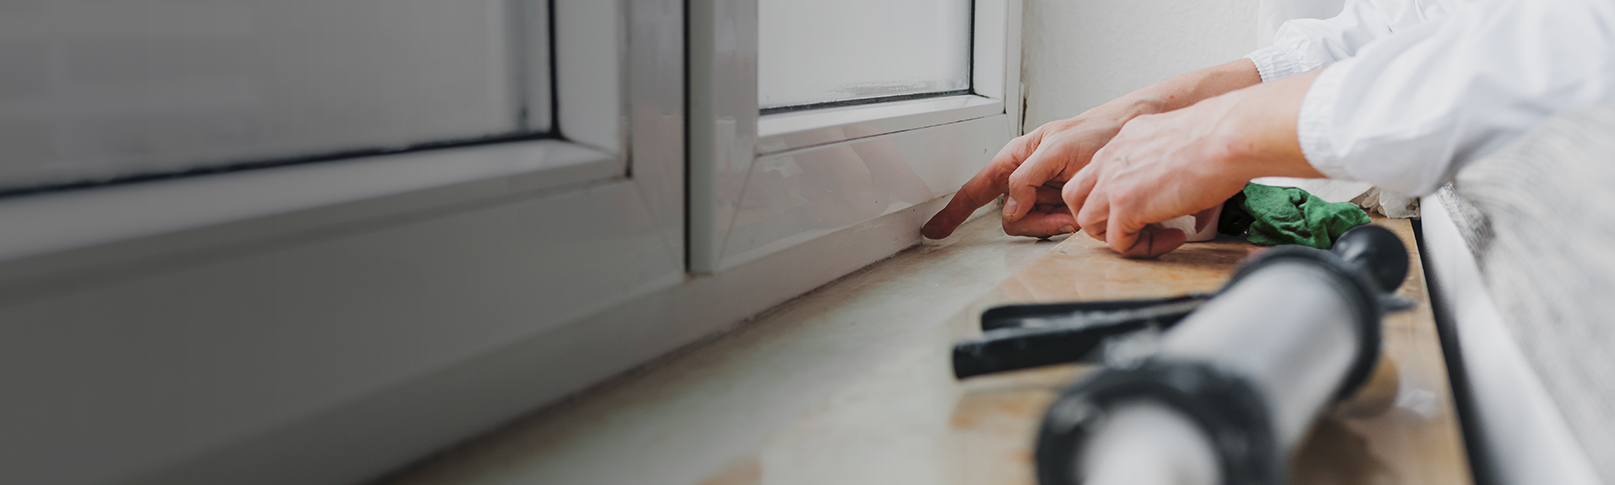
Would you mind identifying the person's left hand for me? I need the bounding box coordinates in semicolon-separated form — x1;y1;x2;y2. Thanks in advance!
1062;71;1324;258
1061;96;1258;258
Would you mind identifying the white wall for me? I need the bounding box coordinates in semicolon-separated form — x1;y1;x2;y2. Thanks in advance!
1020;0;1258;128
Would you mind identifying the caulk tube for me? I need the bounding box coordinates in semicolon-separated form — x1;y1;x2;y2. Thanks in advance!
1035;226;1398;485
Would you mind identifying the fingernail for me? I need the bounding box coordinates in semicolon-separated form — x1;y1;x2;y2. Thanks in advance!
1002;198;1019;218
1059;224;1075;234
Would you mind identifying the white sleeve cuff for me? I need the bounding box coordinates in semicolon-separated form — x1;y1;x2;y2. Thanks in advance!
1296;58;1355;180
1244;44;1307;82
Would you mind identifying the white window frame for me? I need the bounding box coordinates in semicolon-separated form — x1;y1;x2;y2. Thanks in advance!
689;0;1024;273
0;2;684;485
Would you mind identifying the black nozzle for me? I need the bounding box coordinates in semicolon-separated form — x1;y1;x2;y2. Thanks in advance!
1330;225;1409;293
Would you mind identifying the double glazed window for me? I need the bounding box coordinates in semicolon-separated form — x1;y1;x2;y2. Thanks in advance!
0;0;552;193
0;2;1017;485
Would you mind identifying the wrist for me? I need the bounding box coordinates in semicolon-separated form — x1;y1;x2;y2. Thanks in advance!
1213;85;1318;180
1086;96;1167;126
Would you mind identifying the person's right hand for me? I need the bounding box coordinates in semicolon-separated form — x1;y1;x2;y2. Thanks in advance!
919;60;1263;240
920;108;1150;239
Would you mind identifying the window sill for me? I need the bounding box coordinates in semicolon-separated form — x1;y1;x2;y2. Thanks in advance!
374;213;1052;485
755;94;1002;155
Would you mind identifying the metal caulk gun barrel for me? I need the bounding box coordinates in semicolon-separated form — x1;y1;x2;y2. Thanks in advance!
1029;224;1408;485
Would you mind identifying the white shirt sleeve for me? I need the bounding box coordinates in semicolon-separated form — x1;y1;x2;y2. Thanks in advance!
1298;0;1615;195
1246;0;1451;82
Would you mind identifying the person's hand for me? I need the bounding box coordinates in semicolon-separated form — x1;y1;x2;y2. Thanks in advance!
1062;107;1251;257
920;102;1160;239
920;59;1266;240
1063;71;1323;258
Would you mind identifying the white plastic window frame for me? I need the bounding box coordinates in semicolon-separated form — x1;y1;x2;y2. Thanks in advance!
689;0;1024;273
0;1;641;266
0;2;685;485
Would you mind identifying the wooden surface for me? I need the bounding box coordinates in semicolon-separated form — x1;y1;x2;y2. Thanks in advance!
954;219;1474;484
699;219;1472;485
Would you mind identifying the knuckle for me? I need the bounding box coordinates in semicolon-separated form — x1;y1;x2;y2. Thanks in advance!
1009;134;1034;150
1076;209;1102;228
1062;190;1082;208
1009;168;1050;187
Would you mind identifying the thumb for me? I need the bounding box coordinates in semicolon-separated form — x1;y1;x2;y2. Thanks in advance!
1003;148;1068;222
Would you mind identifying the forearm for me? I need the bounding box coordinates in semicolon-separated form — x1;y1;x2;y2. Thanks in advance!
1216;69;1323;181
1146;59;1265;112
1084;59;1263;123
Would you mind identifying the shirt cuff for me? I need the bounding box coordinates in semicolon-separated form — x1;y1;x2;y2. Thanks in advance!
1296;58;1356;180
1244;44;1307;82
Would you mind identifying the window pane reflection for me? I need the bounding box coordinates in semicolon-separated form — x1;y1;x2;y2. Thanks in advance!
758;0;972;110
0;0;549;191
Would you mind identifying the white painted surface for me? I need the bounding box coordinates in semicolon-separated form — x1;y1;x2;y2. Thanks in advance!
1419;196;1601;485
1019;0;1258;127
758;0;972;109
1258;0;1346;47
0;0;535;190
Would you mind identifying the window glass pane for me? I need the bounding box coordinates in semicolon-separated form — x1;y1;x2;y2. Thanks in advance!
758;0;971;110
0;0;549;191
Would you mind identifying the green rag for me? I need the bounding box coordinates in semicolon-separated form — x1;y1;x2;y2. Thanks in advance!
1217;183;1371;249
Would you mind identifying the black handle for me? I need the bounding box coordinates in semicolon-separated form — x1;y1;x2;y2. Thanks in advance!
952;224;1409;380
980;294;1210;331
1330;224;1409;293
954;299;1202;378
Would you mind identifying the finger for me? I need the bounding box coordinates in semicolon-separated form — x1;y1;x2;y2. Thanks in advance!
1004;143;1072;223
1102;186;1147;251
1115;226;1189;259
1063;164;1101;236
1075;179;1110;242
922;136;1036;239
921;164;1008;239
921;182;994;239
1106;195;1188;258
1002;208;1078;237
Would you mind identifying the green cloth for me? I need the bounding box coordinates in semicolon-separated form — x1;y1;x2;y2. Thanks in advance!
1218;183;1371;249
